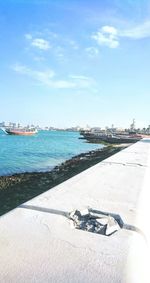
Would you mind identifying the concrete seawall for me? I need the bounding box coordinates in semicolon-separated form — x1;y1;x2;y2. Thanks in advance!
0;140;150;283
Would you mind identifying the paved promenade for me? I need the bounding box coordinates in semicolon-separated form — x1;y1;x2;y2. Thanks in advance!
0;140;150;283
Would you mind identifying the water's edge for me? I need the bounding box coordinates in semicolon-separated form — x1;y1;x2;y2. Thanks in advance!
0;145;127;216
0;131;102;176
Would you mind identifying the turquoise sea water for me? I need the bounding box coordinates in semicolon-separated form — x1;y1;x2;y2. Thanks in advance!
0;130;102;176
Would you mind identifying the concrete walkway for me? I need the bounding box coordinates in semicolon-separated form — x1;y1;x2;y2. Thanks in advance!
0;140;150;283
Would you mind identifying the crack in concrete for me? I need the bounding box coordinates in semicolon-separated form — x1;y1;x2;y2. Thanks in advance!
102;161;147;167
20;205;147;243
122;224;147;243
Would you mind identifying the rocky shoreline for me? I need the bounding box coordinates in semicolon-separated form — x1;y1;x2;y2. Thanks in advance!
0;144;128;216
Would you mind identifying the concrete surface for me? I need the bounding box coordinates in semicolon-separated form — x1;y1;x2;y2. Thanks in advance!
0;139;150;283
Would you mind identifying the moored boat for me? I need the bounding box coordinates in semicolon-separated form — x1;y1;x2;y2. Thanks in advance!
79;130;142;144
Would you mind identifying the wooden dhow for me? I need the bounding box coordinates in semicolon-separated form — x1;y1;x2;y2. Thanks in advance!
2;127;38;136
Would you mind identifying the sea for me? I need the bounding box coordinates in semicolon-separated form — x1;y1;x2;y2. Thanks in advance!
0;130;103;176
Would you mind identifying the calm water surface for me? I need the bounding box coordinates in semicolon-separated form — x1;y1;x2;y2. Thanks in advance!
0;130;102;176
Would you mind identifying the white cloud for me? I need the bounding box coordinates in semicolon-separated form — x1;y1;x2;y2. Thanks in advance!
12;64;28;73
85;47;99;57
31;38;51;50
101;26;117;35
12;64;94;90
92;25;119;48
69;75;91;80
25;34;51;50
69;75;95;88
120;20;150;39
25;33;32;40
12;63;55;84
92;21;150;49
51;80;76;89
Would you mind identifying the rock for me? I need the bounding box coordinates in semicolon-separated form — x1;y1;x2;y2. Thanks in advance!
94;224;106;235
85;221;95;232
69;209;121;236
96;217;108;226
105;216;121;236
70;210;81;221
80;208;89;217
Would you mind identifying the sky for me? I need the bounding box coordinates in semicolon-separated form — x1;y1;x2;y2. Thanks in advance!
0;0;150;128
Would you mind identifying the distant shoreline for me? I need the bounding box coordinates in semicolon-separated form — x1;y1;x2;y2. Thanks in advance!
0;144;130;216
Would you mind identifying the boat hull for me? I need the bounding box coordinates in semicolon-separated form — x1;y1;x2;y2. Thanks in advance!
4;129;37;136
80;131;141;144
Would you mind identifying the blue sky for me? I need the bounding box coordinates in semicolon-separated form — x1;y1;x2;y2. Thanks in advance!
1;0;150;128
